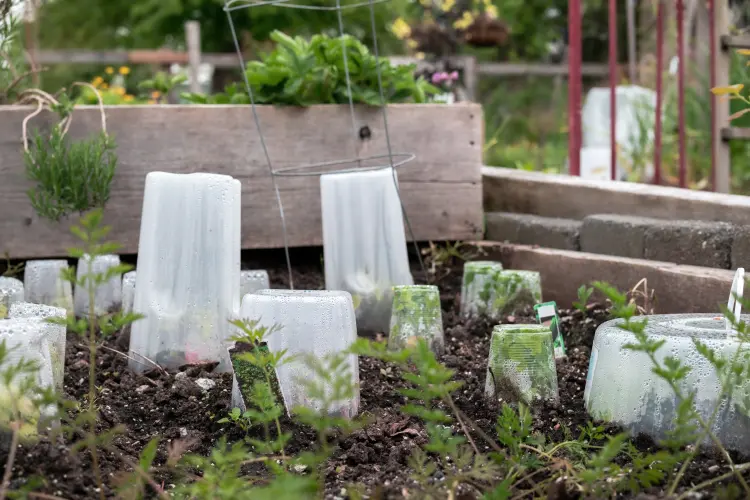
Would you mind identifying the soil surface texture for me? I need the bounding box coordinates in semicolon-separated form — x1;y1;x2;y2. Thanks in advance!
0;252;747;499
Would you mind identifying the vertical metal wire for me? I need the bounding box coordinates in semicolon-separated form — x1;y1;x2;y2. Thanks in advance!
366;0;428;281
608;0;617;181
677;0;687;188
226;9;295;289
709;0;717;192
653;0;664;186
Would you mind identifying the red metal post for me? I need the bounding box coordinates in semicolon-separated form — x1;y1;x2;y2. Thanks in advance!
653;0;664;185
609;0;618;181
677;0;687;188
709;0;717;191
568;0;582;176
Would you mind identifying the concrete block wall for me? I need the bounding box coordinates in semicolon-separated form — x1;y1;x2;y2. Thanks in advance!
485;211;744;270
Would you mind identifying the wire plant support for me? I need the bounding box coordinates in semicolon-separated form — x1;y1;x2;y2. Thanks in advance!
224;0;427;290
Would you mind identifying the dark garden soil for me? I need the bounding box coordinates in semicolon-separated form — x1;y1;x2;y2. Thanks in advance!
1;250;748;499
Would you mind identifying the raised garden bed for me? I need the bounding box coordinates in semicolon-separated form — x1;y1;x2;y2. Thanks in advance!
1;252;747;499
0;104;483;259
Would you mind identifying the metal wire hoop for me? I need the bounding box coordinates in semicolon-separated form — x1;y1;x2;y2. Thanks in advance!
225;0;428;289
273;153;415;177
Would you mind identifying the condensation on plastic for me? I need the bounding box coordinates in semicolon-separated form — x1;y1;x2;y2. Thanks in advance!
23;260;74;315
320;168;413;334
0;277;24;318
460;261;504;318
74;254;122;317
238;289;359;418
122;271;136;316
128;172;241;374
0;318;57;426
485;324;559;405
240;270;270;300
584;314;750;451
8;303;67;393
494;270;543;316
388;285;444;354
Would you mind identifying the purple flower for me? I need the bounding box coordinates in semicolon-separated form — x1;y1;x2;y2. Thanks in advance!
449;71;459;80
431;72;442;84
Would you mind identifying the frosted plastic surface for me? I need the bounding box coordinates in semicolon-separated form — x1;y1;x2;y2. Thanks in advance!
584;314;750;451
582;85;656;154
0;318;57;426
494;270;543;316
23;260;74;315
128;172;241;373
74;254;122;317
320;168;413;334
8;303;67;393
460;261;504;318
0;277;24;318
122;271;136;316
388;285;444;354
239;290;359;417
240;270;270;300
485;324;558;405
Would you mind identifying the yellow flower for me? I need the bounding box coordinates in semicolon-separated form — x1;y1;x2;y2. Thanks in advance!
441;0;455;12
100;82;109;90
105;66;114;75
486;4;498;19
711;84;744;95
738;49;750;56
92;76;104;87
119;66;131;75
147;99;157;105
418;0;430;6
453;11;475;30
407;39;418;49
390;18;411;40
124;94;134;102
112;86;126;96
151;91;161;99
415;52;425;60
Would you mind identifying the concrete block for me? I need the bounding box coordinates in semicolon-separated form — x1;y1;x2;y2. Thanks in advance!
644;221;734;269
580;214;660;259
485;212;580;251
731;226;750;270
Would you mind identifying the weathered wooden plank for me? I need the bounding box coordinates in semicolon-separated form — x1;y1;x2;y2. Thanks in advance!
722;127;750;141
482;166;750;224
0;104;483;258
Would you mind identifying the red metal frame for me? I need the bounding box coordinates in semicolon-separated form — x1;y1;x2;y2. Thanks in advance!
567;0;582;177
608;0;617;181
653;0;664;185
677;0;687;188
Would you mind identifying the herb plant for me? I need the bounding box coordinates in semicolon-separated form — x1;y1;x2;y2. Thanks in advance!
183;30;438;106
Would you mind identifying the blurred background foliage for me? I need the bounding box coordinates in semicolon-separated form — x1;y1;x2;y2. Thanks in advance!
4;0;750;192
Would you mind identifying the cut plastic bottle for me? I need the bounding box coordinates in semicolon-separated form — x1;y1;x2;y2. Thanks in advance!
122;271;136;316
8;303;67;393
240;270;270;300
388;285;444;354
485;324;559;405
494;270;543;316
0;318;57;439
128;172;241;373
320;168;413;334
23;260;74;315
460;261;504;318
0;277;24;319
585;313;750;452
238;289;359;418
74;254;122;317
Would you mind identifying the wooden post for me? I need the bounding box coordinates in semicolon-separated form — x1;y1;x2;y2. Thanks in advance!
23;0;40;87
713;0;731;193
626;0;637;84
185;21;202;94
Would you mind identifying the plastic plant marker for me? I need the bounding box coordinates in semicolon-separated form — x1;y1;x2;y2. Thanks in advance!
240;270;270;301
320;168;413;334
23;260;74;315
128;172;241;373
584;313;750;452
8;303;67;393
228;342;282;412
74;254;123;318
0;277;24;319
726;267;744;336
460;261;504;318
485;324;559;406
534;301;566;359
493;270;543;316
388;285;444;354
0;317;57;439
239;289;359;418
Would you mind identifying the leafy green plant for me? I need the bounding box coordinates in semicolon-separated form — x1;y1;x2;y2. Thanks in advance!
572;284;594;313
183;30;438;106
47;209;143;500
138;71;188;103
